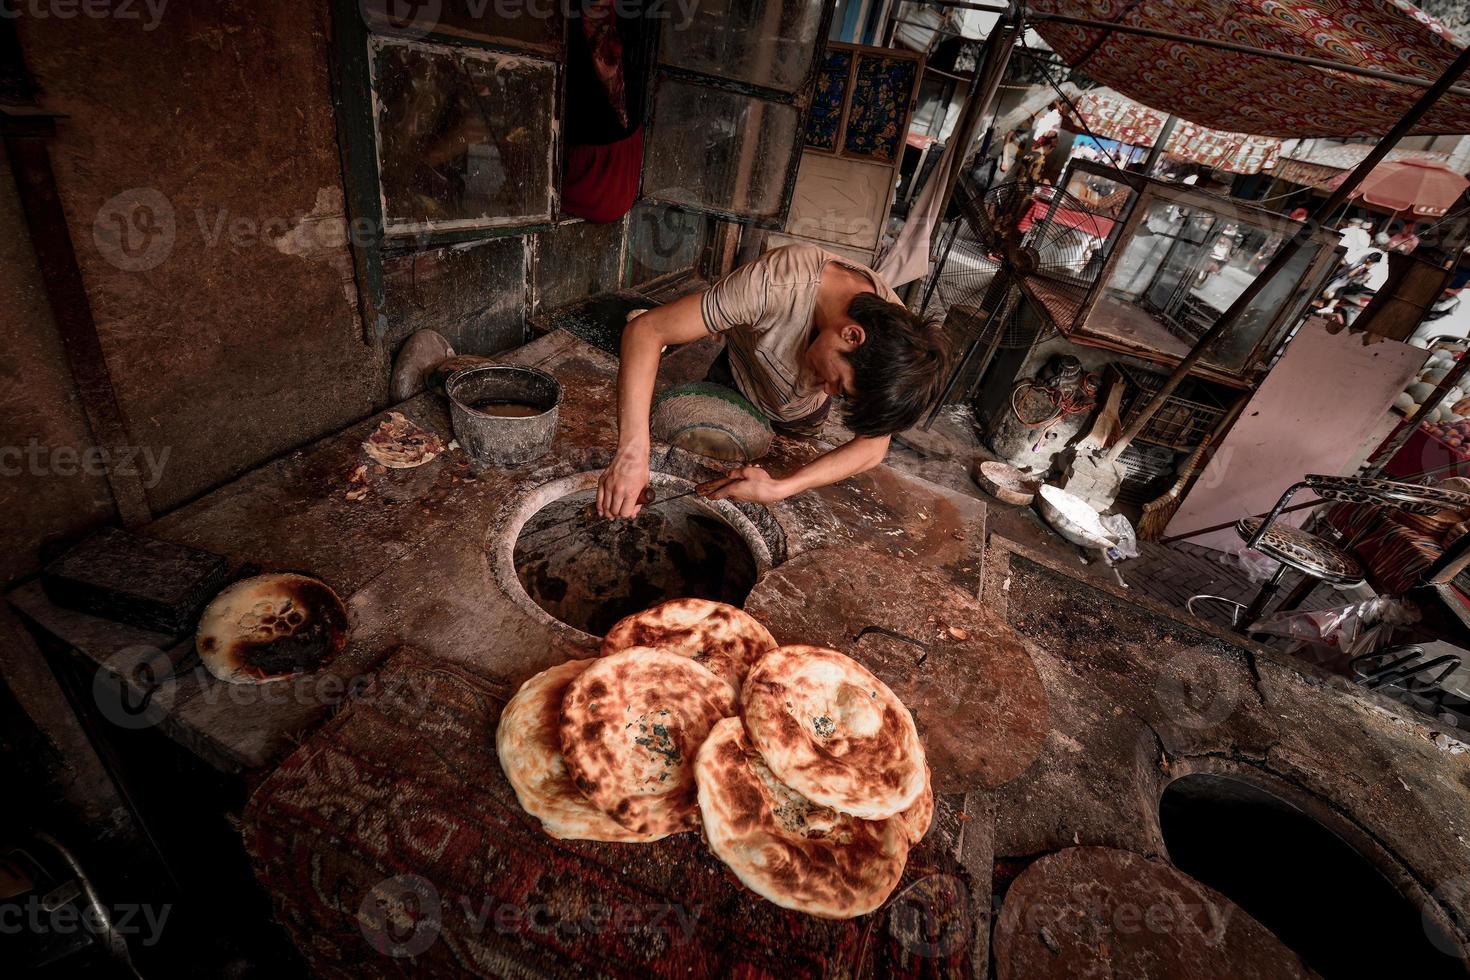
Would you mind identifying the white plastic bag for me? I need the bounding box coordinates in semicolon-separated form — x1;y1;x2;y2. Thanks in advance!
1100;513;1138;561
1223;548;1282;584
1250;596;1421;663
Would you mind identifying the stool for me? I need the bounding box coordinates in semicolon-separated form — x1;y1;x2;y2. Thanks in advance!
1189;474;1470;633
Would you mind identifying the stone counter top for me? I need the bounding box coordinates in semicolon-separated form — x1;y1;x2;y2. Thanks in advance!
9;330;987;772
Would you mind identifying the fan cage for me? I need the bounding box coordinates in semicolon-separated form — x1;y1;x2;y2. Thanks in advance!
926;180;1117;342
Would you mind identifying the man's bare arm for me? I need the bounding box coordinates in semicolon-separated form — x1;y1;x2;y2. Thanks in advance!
597;292;711;519
707;435;890;504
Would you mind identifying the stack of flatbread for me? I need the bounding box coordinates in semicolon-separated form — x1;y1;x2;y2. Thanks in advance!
496;598;932;919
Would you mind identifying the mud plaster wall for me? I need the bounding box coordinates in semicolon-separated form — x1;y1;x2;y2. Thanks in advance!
0;152;116;588
15;1;388;524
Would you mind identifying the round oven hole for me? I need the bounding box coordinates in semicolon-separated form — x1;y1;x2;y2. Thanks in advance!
512;487;759;637
1160;773;1461;978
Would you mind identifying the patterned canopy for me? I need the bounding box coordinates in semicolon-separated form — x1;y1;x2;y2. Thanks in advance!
1030;1;1470;138
1074;90;1282;173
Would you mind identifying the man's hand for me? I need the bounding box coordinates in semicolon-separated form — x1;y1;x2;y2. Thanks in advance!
703;465;789;504
707;436;890;505
601;292;710;521
598;447;650;518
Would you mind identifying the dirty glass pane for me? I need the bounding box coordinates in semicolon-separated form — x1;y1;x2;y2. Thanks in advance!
659;0;827;93
841;53;918;163
535;219;627;311
371;38;556;235
1205;240;1320;372
804;47;852;151
642;79;801;219
1089;200;1314;374
361;0;563;53
626;203;708;285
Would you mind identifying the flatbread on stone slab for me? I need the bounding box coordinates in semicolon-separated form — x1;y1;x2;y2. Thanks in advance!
695;717;910;919
559;647;736;836
196;573;349;685
745;547;1048;793
496;659;665;843
361;411;445;469
742;645;926;820
600;598;776;691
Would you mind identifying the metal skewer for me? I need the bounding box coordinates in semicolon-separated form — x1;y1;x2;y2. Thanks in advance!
516;475;745;548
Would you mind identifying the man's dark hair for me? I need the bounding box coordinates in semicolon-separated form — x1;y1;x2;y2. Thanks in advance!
842;293;951;437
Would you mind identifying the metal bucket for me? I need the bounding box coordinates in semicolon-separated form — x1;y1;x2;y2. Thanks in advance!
446;364;561;467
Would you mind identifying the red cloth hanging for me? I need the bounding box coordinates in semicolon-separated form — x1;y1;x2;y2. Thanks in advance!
561;125;644;224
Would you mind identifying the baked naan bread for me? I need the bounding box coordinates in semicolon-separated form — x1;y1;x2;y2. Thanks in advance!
196;573;349;685
695;717;909;919
600;598;776;691
560;647;736;836
742;645;926;820
899;764;934;845
361;411;444;468
497;660;665;843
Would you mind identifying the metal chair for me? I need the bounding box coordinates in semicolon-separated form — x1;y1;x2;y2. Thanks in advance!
1350;644;1465;723
1189;474;1470;633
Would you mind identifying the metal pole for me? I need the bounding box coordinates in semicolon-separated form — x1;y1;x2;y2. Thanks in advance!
1105;41;1470;464
937;9;1020;217
920;218;963;315
1142;114;1177;177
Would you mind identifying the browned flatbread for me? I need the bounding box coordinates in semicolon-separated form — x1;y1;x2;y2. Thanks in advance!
496;660;665;843
742;645;926;820
695;717;910;919
600;598;776;691
361;411;444;468
560;647;736;836
898;764;934;845
196;573;349;685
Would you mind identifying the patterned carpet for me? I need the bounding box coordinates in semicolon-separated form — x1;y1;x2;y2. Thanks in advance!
243;646;976;978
